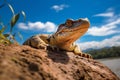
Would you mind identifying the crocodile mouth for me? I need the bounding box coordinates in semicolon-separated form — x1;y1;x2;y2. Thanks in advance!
55;26;89;38
55;18;90;38
52;18;90;44
57;22;89;33
56;18;89;32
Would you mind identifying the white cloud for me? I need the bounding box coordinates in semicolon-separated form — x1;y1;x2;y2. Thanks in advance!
107;8;114;12
90;8;120;36
79;35;120;50
18;21;57;32
94;12;114;17
51;4;69;12
87;19;120;36
94;7;114;17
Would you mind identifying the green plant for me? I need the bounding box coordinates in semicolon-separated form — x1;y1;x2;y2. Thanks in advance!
0;0;26;44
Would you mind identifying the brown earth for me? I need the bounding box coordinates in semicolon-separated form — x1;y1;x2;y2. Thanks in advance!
0;44;119;80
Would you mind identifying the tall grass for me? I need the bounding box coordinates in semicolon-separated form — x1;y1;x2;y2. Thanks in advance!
0;0;26;44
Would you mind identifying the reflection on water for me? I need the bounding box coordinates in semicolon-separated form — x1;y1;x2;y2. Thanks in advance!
98;58;120;78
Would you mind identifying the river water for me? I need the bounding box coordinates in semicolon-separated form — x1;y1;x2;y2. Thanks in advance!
97;58;120;78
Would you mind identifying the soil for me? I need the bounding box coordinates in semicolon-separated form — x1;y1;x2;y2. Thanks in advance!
0;44;119;80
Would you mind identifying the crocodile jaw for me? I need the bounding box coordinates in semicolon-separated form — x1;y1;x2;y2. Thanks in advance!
54;18;90;44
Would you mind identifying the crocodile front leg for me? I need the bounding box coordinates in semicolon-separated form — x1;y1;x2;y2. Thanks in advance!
23;34;49;50
73;44;92;58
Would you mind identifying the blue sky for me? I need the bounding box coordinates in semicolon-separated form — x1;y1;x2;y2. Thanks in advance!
0;0;120;50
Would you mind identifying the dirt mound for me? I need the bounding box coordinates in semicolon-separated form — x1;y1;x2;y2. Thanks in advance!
0;44;119;80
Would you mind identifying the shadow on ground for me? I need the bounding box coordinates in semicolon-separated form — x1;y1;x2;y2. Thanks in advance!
46;46;69;64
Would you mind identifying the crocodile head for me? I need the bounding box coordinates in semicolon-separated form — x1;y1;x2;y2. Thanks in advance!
54;18;90;44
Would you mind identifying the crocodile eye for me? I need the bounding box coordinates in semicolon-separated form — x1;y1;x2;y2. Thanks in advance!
78;19;82;22
57;24;65;31
65;19;73;27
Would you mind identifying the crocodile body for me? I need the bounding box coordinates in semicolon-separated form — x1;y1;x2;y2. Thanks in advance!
23;18;92;58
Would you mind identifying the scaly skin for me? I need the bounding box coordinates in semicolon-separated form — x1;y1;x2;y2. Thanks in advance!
23;18;92;58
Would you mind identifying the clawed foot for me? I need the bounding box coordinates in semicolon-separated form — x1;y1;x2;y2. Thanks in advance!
37;44;48;50
75;52;92;59
81;53;92;59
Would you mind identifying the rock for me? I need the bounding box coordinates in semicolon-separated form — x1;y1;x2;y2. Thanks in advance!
0;44;119;80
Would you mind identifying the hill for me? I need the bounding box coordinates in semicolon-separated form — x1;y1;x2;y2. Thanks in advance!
0;44;119;80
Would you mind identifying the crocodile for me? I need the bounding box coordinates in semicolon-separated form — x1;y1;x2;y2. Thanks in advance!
23;18;92;58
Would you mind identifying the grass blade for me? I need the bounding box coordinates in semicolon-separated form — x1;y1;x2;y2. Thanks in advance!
0;27;6;34
4;34;10;37
21;11;26;21
10;13;20;32
18;32;23;40
7;3;15;15
0;23;6;33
